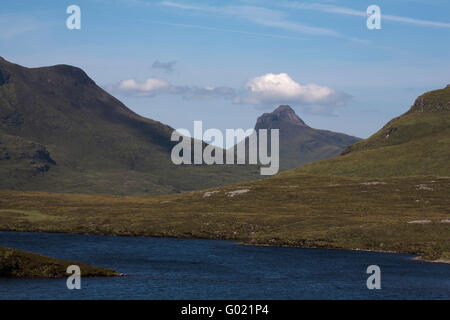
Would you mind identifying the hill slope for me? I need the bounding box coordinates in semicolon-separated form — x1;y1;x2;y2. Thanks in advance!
1;87;449;260
0;57;260;195
292;86;450;177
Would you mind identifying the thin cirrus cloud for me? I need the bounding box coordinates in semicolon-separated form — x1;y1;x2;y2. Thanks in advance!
282;2;450;28
234;73;350;109
159;1;364;41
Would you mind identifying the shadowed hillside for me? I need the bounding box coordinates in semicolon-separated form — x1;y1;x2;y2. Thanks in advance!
0;57;261;195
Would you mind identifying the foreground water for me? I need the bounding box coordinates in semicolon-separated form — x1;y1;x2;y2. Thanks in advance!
0;231;448;299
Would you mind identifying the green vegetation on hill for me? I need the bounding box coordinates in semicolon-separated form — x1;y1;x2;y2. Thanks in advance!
0;60;449;264
294;86;450;177
0;245;118;277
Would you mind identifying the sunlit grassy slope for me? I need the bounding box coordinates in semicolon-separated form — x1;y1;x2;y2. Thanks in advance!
293;86;450;177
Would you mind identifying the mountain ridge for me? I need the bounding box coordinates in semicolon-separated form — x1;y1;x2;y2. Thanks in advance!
1;75;449;261
0;57;261;195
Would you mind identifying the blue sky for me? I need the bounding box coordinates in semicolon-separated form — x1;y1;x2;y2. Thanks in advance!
1;0;450;139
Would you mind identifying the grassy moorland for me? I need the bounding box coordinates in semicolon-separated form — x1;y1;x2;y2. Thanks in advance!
0;174;449;262
0;246;118;277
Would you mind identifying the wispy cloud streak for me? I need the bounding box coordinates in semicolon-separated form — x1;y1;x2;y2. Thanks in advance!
138;19;308;41
283;2;450;28
160;1;365;41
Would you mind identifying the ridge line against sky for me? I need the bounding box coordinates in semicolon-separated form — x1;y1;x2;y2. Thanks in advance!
1;0;449;141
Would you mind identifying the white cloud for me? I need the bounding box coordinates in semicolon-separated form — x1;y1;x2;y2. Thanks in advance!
110;72;349;115
118;78;169;95
112;78;235;99
235;73;349;107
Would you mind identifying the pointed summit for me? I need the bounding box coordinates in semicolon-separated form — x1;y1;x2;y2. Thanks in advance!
250;105;360;170
255;105;307;130
272;105;307;126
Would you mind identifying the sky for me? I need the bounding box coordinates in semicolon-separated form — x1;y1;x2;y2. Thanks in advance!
1;0;450;141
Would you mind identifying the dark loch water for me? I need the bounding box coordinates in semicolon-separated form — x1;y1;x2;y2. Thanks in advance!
0;231;448;299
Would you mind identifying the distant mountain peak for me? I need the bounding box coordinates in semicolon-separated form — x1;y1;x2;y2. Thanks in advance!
249;104;360;170
255;105;307;130
273;105;294;112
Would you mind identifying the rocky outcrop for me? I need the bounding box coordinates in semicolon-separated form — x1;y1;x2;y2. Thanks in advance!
255;105;308;130
409;85;450;113
0;134;56;173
